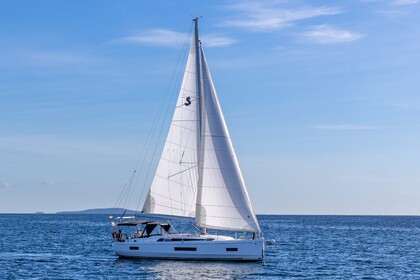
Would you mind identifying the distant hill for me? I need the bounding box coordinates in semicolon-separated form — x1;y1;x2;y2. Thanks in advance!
56;208;140;215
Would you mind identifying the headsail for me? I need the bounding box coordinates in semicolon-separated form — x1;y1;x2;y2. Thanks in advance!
195;48;261;233
142;42;199;218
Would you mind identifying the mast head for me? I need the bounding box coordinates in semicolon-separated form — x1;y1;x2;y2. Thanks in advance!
193;17;202;46
192;16;202;23
193;16;203;34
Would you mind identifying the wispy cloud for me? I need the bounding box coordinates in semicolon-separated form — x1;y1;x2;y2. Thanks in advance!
41;180;58;187
0;182;16;189
313;124;375;130
303;25;365;44
376;9;410;18
118;29;188;47
118;29;236;48
393;0;418;5
201;35;238;47
220;2;342;31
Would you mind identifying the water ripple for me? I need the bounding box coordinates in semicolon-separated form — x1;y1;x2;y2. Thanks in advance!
1;214;420;279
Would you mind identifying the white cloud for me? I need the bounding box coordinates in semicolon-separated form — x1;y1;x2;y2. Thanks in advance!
313;124;375;130
41;180;58;186
393;0;418;5
201;35;238;47
119;29;188;47
220;2;342;31
118;29;236;48
376;9;410;18
0;182;16;189
303;25;365;44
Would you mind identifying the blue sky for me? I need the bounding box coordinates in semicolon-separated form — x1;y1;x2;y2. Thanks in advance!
1;0;419;214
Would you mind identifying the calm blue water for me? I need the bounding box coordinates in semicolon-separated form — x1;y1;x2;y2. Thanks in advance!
1;215;420;279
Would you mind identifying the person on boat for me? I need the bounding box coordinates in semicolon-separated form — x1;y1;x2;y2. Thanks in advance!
135;228;141;238
116;229;122;241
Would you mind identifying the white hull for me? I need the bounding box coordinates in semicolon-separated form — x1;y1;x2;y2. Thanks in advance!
113;235;264;261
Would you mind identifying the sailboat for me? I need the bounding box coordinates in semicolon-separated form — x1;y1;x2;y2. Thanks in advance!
109;18;271;261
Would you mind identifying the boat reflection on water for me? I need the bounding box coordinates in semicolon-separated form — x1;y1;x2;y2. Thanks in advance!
114;258;265;280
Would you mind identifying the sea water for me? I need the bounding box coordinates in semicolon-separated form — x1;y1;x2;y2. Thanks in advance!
1;214;420;279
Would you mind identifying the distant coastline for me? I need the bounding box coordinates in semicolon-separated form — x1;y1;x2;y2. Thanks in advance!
0;211;419;216
56;208;140;215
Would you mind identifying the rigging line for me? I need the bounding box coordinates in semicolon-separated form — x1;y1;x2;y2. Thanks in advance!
168;165;198;179
121;170;139;211
154;175;196;188
168;123;197;132
112;170;135;211
116;170;139;213
171;120;199;122
159;158;196;168
148;194;195;207
111;168;139;215
134;22;194;212
112;177;129;210
111;182;129;216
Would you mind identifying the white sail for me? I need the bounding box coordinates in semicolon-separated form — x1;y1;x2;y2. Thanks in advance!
195;48;261;232
142;42;199;218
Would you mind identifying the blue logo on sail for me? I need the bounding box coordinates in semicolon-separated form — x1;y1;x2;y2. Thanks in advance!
184;96;192;106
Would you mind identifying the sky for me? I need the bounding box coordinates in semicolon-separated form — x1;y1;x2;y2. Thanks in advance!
1;0;419;214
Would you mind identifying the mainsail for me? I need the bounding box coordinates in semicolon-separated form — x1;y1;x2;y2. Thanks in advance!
143;20;260;233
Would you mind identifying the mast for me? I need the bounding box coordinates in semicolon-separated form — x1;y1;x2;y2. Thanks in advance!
193;17;202;170
193;17;207;235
